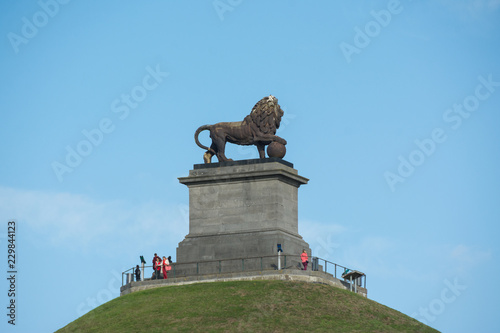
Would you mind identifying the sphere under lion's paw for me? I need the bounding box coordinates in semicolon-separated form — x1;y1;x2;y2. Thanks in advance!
267;142;286;158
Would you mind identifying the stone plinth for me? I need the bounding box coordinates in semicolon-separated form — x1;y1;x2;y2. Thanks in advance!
176;158;310;273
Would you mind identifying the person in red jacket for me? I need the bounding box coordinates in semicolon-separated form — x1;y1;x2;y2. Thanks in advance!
152;253;160;279
152;253;159;270
162;256;169;279
300;249;309;270
155;257;161;280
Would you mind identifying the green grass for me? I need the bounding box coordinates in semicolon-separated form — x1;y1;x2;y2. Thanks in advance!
57;280;439;333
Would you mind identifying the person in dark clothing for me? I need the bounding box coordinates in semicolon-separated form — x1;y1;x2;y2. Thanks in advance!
155;256;162;280
135;265;141;282
152;253;159;270
152;253;160;279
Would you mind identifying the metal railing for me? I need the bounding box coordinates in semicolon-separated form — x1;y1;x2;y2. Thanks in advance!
122;254;366;290
314;257;367;289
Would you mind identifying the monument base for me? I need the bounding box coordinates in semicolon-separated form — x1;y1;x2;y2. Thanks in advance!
177;229;310;273
177;158;310;275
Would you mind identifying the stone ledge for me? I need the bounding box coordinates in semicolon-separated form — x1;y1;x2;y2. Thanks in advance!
183;227;304;239
120;269;367;298
179;162;308;188
193;157;293;169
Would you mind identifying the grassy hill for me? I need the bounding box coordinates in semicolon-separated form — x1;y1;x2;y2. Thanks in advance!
57;280;439;332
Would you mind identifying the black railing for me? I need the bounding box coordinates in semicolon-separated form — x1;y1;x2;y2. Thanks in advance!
122;254;366;290
314;257;367;289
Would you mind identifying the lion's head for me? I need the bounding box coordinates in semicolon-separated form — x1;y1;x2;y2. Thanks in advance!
245;95;284;135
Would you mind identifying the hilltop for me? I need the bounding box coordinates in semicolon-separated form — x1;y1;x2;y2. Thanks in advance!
57;280;438;332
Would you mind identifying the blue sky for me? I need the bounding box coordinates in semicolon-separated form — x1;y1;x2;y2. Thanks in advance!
1;1;499;332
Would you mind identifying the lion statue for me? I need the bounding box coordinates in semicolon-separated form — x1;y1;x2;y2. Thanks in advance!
194;95;287;163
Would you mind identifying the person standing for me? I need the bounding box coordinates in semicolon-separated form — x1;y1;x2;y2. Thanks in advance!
155;256;162;280
300;249;309;271
135;265;141;282
152;253;159;272
162;256;169;279
167;256;173;275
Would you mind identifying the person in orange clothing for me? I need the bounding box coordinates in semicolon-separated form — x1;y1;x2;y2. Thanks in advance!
162;256;169;279
300;249;309;270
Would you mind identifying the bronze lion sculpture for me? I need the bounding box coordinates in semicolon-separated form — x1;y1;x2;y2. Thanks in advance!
194;95;287;163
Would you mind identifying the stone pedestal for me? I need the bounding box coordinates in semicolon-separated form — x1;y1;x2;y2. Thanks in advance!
177;158;310;274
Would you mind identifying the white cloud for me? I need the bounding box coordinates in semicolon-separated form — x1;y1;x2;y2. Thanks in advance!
488;0;500;9
439;0;500;16
340;236;399;276
345;240;493;283
0;186;189;254
300;218;494;284
299;219;348;259
448;244;491;272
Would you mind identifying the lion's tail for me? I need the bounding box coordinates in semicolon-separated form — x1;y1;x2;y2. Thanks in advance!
194;125;213;152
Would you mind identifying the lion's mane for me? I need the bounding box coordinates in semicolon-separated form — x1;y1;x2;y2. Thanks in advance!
243;95;284;136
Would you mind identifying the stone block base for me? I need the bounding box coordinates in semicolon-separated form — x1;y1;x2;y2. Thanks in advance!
177;158;310;276
177;229;310;275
